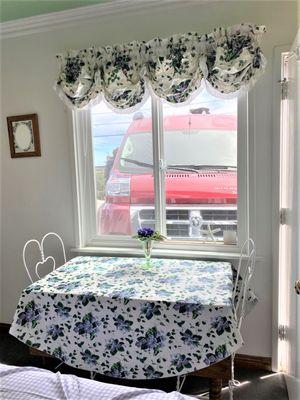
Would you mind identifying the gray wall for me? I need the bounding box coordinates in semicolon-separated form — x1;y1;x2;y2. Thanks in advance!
0;1;298;358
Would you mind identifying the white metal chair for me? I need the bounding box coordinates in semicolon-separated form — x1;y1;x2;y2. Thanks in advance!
23;232;66;283
22;232;95;380
228;238;256;399
22;232;67;370
176;238;256;399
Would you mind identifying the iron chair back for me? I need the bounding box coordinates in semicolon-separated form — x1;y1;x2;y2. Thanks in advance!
229;238;256;400
232;238;256;330
23;232;66;284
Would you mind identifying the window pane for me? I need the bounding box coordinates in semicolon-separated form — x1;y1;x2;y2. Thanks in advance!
91;99;154;236
162;89;238;243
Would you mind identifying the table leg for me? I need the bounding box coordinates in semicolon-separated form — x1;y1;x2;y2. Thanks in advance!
209;378;222;400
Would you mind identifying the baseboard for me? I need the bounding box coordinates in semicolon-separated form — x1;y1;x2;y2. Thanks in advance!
191;354;272;379
1;322;272;371
235;353;272;371
0;323;10;333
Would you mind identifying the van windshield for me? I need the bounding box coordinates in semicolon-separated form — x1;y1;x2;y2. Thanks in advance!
117;130;237;174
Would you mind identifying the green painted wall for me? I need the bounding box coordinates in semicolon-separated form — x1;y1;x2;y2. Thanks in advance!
0;0;111;22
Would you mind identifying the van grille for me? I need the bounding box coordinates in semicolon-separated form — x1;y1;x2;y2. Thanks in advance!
136;207;237;239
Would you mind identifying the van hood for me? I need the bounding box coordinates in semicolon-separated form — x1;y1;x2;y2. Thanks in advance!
130;171;237;204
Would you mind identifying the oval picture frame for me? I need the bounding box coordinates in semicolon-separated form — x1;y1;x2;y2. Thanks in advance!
7;113;41;158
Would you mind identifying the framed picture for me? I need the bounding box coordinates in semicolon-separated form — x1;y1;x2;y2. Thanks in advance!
7;114;41;158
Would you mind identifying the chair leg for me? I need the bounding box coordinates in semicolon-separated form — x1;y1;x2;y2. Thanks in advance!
55;361;64;370
228;352;240;400
90;371;97;380
209;378;222;400
176;375;186;392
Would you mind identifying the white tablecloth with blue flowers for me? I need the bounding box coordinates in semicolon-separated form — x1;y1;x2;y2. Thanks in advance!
10;256;246;379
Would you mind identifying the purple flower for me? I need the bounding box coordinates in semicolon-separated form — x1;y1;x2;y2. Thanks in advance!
204;353;218;366
171;354;192;372
180;329;202;347
106;339;124;355
17;300;41;328
78;293;96;306
52;347;67;362
48;324;64;340
137;227;155;238
136;327;165;355
54;302;71;317
143;366;163;379
204;345;228;366
107;362;128;378
113;315;133;331
211;316;231;335
74;313;99;339
173;301;203;318
141;302;161;320
133;227;165;242
81;349;99;365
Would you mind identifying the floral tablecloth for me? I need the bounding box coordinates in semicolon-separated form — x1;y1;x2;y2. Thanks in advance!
10;256;246;379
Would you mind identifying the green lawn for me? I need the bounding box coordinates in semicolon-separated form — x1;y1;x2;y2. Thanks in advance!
95;168;105;200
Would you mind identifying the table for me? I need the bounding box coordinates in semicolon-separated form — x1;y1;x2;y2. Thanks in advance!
10;256;245;380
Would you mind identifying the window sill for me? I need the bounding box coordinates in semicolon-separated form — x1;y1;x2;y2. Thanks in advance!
71;246;249;260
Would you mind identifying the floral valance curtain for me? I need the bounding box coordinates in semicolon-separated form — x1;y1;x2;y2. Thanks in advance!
55;23;266;111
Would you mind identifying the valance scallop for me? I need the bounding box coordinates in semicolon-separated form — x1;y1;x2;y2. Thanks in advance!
55;23;266;111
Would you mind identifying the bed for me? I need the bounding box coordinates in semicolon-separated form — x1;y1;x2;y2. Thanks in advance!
0;363;193;400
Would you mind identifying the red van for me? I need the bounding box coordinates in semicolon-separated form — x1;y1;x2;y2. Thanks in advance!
98;111;237;240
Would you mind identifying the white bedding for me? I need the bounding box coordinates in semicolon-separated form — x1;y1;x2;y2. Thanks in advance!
0;364;193;400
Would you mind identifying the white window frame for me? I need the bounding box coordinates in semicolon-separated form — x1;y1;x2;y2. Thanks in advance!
71;93;249;257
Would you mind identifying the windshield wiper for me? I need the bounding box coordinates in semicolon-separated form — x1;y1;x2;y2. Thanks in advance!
121;159;199;173
167;165;200;173
120;159;236;172
120;157;153;168
202;165;237;170
168;164;237;171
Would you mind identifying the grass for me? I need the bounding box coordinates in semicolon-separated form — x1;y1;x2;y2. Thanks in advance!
95;168;105;200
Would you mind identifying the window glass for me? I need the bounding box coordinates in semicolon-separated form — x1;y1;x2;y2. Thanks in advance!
91;89;238;245
118;132;153;174
162;90;238;242
91;99;154;236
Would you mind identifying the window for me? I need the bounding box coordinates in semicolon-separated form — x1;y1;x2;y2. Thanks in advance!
73;88;248;252
91;98;154;237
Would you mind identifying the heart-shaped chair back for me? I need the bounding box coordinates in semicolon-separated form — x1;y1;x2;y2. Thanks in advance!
23;232;66;283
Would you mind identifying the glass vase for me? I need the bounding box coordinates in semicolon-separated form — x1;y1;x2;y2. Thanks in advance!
141;240;153;269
